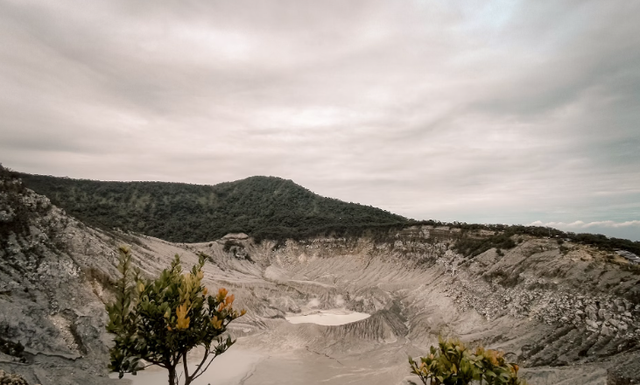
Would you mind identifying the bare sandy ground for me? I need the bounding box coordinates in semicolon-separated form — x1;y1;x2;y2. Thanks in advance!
107;313;404;385
242;350;407;385
109;349;263;385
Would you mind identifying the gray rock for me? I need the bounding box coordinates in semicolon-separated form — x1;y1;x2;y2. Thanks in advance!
586;319;599;331
600;325;615;337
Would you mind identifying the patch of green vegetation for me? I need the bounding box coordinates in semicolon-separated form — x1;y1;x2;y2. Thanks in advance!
19;173;408;243
0;165;32;243
425;221;640;258
453;233;516;257
106;247;244;384
409;338;528;385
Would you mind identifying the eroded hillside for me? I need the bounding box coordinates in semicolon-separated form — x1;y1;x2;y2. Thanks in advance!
189;229;640;384
1;171;639;384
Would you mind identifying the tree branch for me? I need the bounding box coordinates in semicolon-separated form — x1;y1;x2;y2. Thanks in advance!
182;351;190;383
142;356;167;368
190;351;220;382
188;348;210;382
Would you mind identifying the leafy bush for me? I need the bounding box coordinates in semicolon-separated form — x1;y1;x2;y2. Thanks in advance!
409;338;528;385
106;247;245;385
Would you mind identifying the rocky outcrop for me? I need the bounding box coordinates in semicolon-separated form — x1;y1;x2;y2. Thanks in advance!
0;173;125;384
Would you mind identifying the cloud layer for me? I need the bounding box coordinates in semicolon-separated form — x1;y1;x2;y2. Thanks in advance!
1;0;639;240
530;221;640;241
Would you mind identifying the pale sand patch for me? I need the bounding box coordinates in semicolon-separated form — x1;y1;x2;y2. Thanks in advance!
285;309;370;326
241;349;407;385
109;349;263;385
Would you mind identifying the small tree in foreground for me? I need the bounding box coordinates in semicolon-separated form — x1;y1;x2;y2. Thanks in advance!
106;247;245;385
409;338;528;385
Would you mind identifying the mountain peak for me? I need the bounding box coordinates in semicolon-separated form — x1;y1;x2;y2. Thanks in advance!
18;172;408;243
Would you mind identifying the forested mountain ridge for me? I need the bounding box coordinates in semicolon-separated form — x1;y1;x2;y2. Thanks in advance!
18;173;409;242
12;169;640;255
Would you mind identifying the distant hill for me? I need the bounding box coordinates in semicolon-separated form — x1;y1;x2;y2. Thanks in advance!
18;173;409;243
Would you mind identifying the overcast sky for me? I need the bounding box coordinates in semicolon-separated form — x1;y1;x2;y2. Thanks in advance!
1;0;639;241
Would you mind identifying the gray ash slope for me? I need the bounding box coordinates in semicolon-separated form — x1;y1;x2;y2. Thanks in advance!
1;170;639;384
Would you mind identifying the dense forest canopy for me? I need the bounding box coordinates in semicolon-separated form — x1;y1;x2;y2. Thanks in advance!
18;173;409;242
10;168;640;256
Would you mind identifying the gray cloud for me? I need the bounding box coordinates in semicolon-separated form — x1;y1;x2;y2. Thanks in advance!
531;221;640;242
1;0;639;240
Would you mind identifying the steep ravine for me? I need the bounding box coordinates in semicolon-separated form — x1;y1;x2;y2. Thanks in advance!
1;180;639;384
